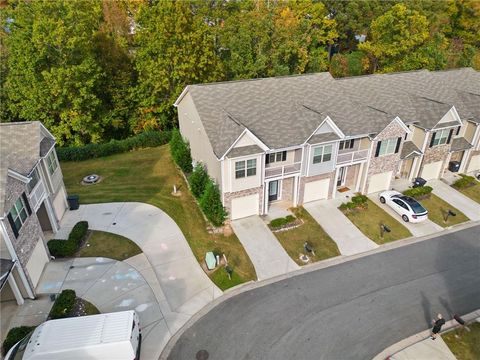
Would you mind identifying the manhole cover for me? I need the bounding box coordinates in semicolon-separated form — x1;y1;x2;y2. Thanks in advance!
196;350;209;360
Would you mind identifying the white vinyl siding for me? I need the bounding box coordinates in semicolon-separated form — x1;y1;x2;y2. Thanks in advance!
313;145;332;164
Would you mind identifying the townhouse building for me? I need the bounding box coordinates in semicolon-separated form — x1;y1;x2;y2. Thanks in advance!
175;68;480;221
0;122;68;305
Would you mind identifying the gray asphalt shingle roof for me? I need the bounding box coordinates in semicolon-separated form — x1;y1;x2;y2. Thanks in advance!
182;68;479;159
450;137;473;152
307;132;340;144
400;141;422;159
226;145;263;158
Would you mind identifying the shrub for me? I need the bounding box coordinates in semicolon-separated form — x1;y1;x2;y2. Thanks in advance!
351;194;368;205
269;215;297;228
339;194;368;211
169;129;193;173
48;221;89;257
49;289;76;319
199;180;227;227
189;163;209;198
403;186;433;199
56;131;171;161
452;174;476;189
2;326;36;355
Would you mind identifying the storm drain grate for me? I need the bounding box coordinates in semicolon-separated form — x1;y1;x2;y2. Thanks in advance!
196;350;209;360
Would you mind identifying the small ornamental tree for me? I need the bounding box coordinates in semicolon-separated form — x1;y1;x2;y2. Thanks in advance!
199;180;227;227
189;163;209;198
169;128;193;173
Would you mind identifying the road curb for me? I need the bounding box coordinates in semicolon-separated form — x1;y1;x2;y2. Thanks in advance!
159;221;480;359
373;309;480;360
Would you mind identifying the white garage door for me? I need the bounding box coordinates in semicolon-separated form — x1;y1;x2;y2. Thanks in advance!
304;179;330;203
231;194;259;220
467;155;480;173
367;171;392;194
421;161;442;180
53;185;68;220
26;239;49;287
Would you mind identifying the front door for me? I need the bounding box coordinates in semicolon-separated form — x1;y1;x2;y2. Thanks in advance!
268;180;279;202
400;158;413;179
337;167;346;187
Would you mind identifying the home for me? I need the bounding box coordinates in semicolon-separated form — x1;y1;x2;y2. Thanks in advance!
0;122;68;307
175;68;480;220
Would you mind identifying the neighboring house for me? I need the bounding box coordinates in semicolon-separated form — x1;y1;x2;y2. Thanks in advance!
0;122;68;306
175;68;480;220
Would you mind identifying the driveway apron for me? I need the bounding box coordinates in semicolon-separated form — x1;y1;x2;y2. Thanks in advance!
304;200;378;255
429;179;480;221
369;195;443;237
231;216;299;280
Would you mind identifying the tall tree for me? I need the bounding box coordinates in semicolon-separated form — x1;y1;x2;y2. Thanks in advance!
3;0;105;145
133;0;224;132
359;3;430;72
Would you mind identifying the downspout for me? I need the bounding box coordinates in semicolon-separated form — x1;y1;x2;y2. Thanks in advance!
0;220;35;299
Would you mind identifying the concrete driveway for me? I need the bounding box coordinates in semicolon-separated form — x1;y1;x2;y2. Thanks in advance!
430;179;480;221
231;216;299;280
304;200;378;255
369;195;443;237
36;257;166;360
53;203;222;356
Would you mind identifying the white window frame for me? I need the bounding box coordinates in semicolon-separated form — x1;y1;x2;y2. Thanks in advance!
9;197;28;232
432;129;449;146
312;145;333;164
235;158;257;178
27;167;40;193
47;151;58;175
267;151;286;164
339;140;353;151
378;138;397;156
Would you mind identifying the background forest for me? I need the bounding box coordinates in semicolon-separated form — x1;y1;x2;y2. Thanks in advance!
1;0;479;146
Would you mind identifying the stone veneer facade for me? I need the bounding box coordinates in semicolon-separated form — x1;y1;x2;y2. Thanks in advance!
422;131;452;167
298;171;336;204
364;121;407;192
223;186;264;218
3;176;47;293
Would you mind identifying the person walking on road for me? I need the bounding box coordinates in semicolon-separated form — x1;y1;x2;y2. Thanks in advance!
431;313;446;340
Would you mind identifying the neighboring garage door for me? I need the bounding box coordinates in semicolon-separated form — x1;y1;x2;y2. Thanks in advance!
231;194;259;220
26;239;49;287
303;178;330;203
421;161;442;180
367;171;392;194
467;154;480;173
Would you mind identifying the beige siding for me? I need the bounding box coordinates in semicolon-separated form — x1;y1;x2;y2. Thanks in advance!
464;122;476;143
234;133;256;147
437;108;456;125
177;92;221;184
411;125;426;149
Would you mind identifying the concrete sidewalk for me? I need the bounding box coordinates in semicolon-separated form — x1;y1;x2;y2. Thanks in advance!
390;337;457;360
231;216;299;280
304;200;378;255
369;195;443;237
430;179;480;221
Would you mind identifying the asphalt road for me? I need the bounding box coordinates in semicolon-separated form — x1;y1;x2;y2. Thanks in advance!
167;225;480;360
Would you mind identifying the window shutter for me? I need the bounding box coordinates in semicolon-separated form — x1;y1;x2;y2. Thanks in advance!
395;137;401;153
375;141;381;157
429;132;436;148
265;154;270;164
7;213;19;238
447;129;454;144
455;126;461;136
350;139;354;149
282;151;287;161
22;193;32;215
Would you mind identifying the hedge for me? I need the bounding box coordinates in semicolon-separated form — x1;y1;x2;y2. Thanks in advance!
339;194;368;211
403;186;433;199
57;131;171;161
199;180;227;227
48;221;89;257
170;129;193;173
452;174;476;189
2;326;36;355
270;215;296;229
189;163;209;199
49;289;77;319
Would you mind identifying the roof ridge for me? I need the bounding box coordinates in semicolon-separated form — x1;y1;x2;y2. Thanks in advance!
335;69;429;81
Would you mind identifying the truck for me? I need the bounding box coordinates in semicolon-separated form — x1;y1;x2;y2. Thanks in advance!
5;310;141;360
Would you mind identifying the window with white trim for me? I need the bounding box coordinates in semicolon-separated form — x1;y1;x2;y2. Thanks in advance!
266;151;287;164
432;129;449;146
9;197;28;232
378;138;398;156
313;145;333;164
47;151;58;175
27;167;40;193
339;139;354;150
235;159;257;179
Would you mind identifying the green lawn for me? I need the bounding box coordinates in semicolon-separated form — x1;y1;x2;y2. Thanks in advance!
274;207;340;265
443;322;480;360
418;194;469;227
341;199;412;244
78;230;142;261
61;146;257;289
454;183;480;204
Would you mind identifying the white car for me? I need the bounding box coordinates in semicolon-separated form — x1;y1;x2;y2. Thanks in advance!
379;190;428;223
